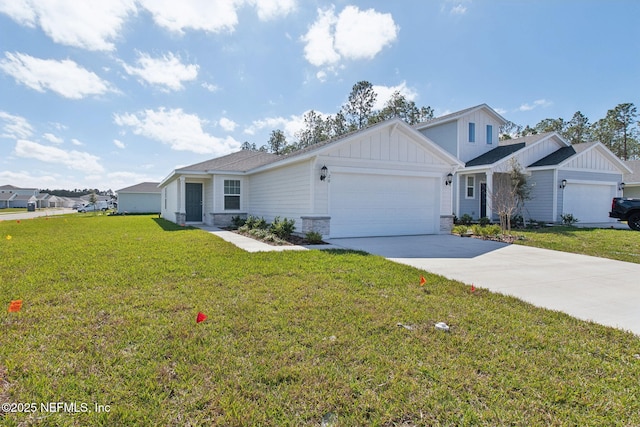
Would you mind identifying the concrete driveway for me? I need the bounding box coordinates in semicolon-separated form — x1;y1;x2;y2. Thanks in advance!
326;235;640;336
0;208;76;221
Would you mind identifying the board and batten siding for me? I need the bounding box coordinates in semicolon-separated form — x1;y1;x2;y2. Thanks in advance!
457;111;503;163
564;147;621;172
247;159;312;223
525;170;555;222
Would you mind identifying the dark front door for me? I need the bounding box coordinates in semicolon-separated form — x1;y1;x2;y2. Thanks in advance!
480;182;487;218
185;183;202;222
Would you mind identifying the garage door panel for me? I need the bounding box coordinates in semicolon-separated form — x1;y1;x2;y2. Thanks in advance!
330;173;438;238
563;183;615;223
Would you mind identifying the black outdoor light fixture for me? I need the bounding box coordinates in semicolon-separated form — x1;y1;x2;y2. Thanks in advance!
619;182;625;191
320;165;328;181
560;179;567;189
445;172;453;186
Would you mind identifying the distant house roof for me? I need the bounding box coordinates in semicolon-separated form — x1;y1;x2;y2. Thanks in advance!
624;160;640;184
178;150;280;173
466;143;526;167
0;193;15;201
528;146;577;167
117;182;161;193
0;184;36;191
12;194;36;200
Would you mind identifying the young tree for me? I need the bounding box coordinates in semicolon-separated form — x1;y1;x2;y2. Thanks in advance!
374;91;434;125
564;111;591;144
295;110;329;149
490;159;531;234
534;117;566;135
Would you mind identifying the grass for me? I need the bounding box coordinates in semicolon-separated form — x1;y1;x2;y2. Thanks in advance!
1;215;640;426
515;226;640;264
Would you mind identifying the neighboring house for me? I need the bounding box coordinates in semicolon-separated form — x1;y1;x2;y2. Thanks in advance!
622;160;640;198
0;185;39;209
415;105;630;224
160;118;462;238
116;182;161;213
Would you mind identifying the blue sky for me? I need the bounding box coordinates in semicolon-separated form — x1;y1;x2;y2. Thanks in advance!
1;0;638;191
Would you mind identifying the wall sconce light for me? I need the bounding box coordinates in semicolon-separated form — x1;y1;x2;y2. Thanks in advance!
445;173;453;186
619;182;625;191
560;179;567;189
320;165;328;181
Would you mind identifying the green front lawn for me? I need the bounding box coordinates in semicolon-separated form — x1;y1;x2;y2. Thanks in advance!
1;215;639;426
515;226;640;264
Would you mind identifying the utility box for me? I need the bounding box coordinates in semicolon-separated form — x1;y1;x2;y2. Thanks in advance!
27;202;36;212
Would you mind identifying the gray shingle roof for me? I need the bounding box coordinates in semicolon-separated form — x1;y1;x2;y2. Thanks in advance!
117;182;161;193
528;146;577;167
178;150;280;173
465;143;525;167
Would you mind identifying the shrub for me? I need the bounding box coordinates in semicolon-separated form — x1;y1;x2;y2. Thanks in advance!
231;215;246;229
561;213;579;226
245;215;268;230
305;231;323;244
459;214;473;226
452;225;470;235
479;216;490;226
270;216;296;239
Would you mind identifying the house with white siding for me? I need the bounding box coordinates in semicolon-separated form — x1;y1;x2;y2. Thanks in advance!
116;182;161;213
159;105;631;237
159;118;462;238
622;160;640;198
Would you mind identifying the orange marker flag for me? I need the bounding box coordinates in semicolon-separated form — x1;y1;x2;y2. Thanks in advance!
196;311;207;323
471;284;476;293
419;275;426;286
8;300;22;312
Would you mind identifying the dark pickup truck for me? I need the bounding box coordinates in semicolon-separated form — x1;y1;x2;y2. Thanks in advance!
610;198;640;231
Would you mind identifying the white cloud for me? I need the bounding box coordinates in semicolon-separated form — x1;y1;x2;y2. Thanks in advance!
302;5;398;70
218;117;237;132
121;52;198;91
518;99;553;112
0;111;34;139
372;82;418;111
0;52;114;99
244;110;325;141
109;171;160;189
113;139;125;149
0;0;136;51
252;0;296;21
450;4;467;15
42;133;63;144
14;139;104;172
114;108;240;155
138;0;242;34
71;138;84;146
0;170;59;188
201;82;220;92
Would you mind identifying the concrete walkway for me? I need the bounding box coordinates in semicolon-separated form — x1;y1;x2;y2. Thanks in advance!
326;235;640;336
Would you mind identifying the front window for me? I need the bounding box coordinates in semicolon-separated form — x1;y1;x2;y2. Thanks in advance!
224;180;240;210
466;176;475;199
468;122;476;143
486;124;493;144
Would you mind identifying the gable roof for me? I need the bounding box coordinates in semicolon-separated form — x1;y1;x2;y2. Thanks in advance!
178;150;279;173
414;103;508;130
624;160;640;184
117;182;161;193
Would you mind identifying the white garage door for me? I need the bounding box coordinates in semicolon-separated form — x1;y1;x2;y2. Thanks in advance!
563;182;616;223
329;173;438;238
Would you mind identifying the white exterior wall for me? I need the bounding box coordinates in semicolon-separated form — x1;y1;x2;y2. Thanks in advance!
247;160;312;224
457;111;503;163
118;193;161;213
161;180;179;220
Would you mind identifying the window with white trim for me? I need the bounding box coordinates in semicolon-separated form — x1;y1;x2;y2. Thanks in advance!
468;122;476;143
466;176;475;199
224;180;240;210
486;124;493;144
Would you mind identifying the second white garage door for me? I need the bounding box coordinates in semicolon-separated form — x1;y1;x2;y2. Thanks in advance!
329;173;439;238
563;182;616;223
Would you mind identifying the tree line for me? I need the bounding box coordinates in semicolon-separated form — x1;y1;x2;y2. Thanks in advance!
500;103;639;160
248;80;639;161
242;81;434;155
